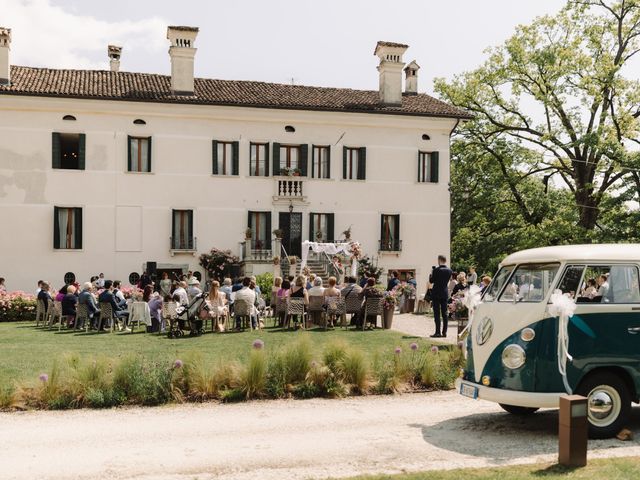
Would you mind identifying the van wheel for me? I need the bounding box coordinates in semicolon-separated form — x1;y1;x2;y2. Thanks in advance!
499;404;539;415
576;371;631;439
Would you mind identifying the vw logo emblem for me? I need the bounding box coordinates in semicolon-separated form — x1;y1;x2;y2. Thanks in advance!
476;317;493;345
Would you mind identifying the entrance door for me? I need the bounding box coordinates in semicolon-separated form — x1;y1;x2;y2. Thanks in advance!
279;212;302;258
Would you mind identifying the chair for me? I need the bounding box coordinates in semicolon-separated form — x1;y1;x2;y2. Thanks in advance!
325;297;346;330
275;296;288;328
233;298;253;331
35;299;46;327
286;298;305;330
362;297;383;330
161;302;178;336
75;304;89;331
47;301;63;330
98;302;115;332
344;293;363;330
307;296;324;327
129;301;151;334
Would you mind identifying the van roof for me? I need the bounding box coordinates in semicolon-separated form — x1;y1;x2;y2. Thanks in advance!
501;244;640;265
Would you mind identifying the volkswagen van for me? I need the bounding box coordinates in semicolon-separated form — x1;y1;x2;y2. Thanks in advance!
456;244;640;438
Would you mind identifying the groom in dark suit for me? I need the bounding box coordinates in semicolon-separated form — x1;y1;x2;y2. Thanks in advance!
430;255;452;338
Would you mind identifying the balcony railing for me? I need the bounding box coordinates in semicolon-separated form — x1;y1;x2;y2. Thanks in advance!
379;239;402;252
170;236;197;252
275;177;304;199
240;241;273;262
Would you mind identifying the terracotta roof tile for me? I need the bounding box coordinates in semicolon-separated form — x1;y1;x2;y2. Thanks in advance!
0;66;472;119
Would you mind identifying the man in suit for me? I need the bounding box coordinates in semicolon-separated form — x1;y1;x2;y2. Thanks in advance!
98;280;129;330
430;255;452;338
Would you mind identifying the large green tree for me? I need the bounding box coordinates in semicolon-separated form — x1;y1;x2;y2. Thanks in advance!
436;0;640;232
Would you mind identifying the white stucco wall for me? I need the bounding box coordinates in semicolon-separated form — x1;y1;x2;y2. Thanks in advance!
0;95;454;293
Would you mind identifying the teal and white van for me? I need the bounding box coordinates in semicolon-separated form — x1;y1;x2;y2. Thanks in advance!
456;244;640;438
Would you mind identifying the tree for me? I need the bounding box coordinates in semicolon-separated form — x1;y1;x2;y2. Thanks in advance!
436;0;640;232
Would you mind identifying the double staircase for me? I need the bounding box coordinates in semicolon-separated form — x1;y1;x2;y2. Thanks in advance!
280;252;334;284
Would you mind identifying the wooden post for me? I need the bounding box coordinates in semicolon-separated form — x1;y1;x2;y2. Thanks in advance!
558;395;588;467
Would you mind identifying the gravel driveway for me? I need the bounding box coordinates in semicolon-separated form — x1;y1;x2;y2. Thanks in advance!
2;392;639;480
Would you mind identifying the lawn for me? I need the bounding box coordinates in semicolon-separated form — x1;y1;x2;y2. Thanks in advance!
0;321;421;386
341;457;640;480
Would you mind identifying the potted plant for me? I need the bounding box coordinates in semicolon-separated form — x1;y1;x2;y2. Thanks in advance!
280;167;291;176
293;168;302;176
381;291;398;329
342;226;352;241
245;228;253;240
273;229;283;239
315;230;323;241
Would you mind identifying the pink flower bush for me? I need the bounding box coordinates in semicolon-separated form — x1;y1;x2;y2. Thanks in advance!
0;291;37;322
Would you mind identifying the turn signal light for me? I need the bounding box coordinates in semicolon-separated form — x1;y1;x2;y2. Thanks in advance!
481;375;491;386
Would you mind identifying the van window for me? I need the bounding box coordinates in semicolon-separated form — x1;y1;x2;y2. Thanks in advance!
578;265;640;303
557;265;586;298
483;266;514;302
499;263;559;303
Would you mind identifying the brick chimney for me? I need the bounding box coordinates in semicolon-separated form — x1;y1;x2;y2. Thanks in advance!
404;60;420;95
167;26;199;95
374;41;408;105
108;45;122;73
0;27;11;85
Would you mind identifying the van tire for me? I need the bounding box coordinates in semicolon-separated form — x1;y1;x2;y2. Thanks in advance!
576;371;631;439
499;404;539;415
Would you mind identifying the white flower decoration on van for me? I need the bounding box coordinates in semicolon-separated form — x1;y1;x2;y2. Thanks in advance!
549;289;577;394
459;284;482;340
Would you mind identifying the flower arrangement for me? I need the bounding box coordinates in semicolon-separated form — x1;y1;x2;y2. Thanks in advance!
244;228;253;239
448;296;469;318
382;291;399;310
348;241;362;260
272;229;283;239
120;286;143;300
199;247;240;282
393;283;416;297
280;167;302;177
0;291;37;322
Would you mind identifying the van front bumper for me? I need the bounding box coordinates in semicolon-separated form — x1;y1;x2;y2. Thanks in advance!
455;378;562;409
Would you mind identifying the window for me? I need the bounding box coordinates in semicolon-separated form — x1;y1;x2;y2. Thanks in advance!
566;265;640;304
483;266;514;302
64;272;76;284
53;207;82;249
418;151;439;183
309;213;334;242
129;272;140;285
343;147;366;180
380;214;400;251
52;132;85;170
128;136;152;172
250;143;270;176
312;145;331;179
212;140;239;175
273;143;308;176
248;211;272;250
171;210;194;250
498;263;560;303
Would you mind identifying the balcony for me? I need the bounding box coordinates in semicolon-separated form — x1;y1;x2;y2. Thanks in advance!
170;236;197;256
379;239;402;253
240;241;273;262
273;176;306;203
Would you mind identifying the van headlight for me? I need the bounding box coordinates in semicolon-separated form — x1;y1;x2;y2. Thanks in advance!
502;344;526;369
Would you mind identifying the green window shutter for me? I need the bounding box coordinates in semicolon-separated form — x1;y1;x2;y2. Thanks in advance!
171;210;176;249
272;142;280;176
430;151;439;183
311;147;316;178
147;137;152;173
327;213;335;242
127;136;133;172
264;143;270;177
357;147;366;180
342;147;347;179
309;213;315;241
380;215;385;250
326;146;331;179
212;140;218;174
265;213;272;250
74;208;83;249
232;141;239;175
52;132;61;169
299;144;309;176
417;152;421;182
394;215;400;250
53;207;60;249
78;134;86;170
187;210;194;249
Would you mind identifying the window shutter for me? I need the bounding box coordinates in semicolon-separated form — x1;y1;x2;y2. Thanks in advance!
147;137;152;173
52;132;61;169
265;213;272;250
74;208;83;249
127;136;133;172
264;143;270;177
212;140;218;174
430;151;439;183
342;147;347;179
327;213;335;243
380;215;385;249
171;210;176;249
357;147;366;180
326;146;331;179
308;213;315;241
417;152;421;182
78;134;86;170
187;210;194;249
311;147;316;178
299;144;309;176
53;207;60;249
272;142;280;176
232;141;239;175
394;215;400;250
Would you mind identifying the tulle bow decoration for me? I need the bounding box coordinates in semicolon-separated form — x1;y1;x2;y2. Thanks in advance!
548;290;576;319
462;284;482;311
549;289;576;394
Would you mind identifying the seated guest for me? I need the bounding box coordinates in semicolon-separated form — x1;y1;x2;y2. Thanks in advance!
235;277;256;330
55;284;68;302
582;278;598;299
271;276;282;308
62;285;78;328
112;280;127;308
187;277;202;300
341;276;362;326
232;277;244;293
479;276;492;294
98;280;129;330
207;280;229;326
78;282;99;329
276;279;290;326
323;276;341;328
250;276;262;298
306;274;316;291
308;277;325;297
35;280;43;296
597;274;610;299
173;281;189;306
359;277;383;329
143;285;162;332
221;278;234;304
288;275;308;329
38;281;53;313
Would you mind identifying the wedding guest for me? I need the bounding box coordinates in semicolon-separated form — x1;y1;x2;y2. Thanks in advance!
159;272;172;297
468;267;478;286
35;280;43;296
55;285;68;302
0;277;5;292
78;282;98;329
98;280;129;330
187;277;202;300
323;276;341;328
112;280;127;307
148;290;163;333
62;285;78;328
359;277;382;329
235;277;256;330
173;281;189;306
38;281;53;313
96;273;105;288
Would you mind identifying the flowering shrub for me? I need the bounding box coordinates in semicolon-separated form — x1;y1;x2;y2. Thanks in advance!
358;255;383;281
120;286;143;300
0;291;37;322
199;248;240;282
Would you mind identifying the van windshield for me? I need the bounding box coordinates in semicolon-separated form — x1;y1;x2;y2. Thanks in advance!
499;263;560;303
483;266;514;302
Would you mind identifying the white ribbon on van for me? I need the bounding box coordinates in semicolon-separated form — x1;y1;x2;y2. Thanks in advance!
548;289;577;394
458;284;482;339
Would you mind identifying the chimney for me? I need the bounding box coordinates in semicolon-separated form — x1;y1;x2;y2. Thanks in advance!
108;45;122;73
0;27;11;86
374;41;408;105
404;60;420;95
166;26;199;95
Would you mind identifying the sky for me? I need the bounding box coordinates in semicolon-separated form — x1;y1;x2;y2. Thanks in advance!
1;0;570;94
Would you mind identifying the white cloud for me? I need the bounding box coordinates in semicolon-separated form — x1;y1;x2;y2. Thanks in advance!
0;0;166;69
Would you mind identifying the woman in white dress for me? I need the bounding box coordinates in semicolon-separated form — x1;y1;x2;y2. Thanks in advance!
207;281;228;331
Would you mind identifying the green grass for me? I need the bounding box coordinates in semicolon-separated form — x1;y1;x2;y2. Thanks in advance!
339;457;640;480
0;321;421;386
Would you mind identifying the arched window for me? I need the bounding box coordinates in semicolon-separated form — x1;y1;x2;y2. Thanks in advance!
64;272;76;284
285;125;296;133
422;134;430;141
133;119;146;125
193;271;202;281
129;272;140;285
63;115;76;121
